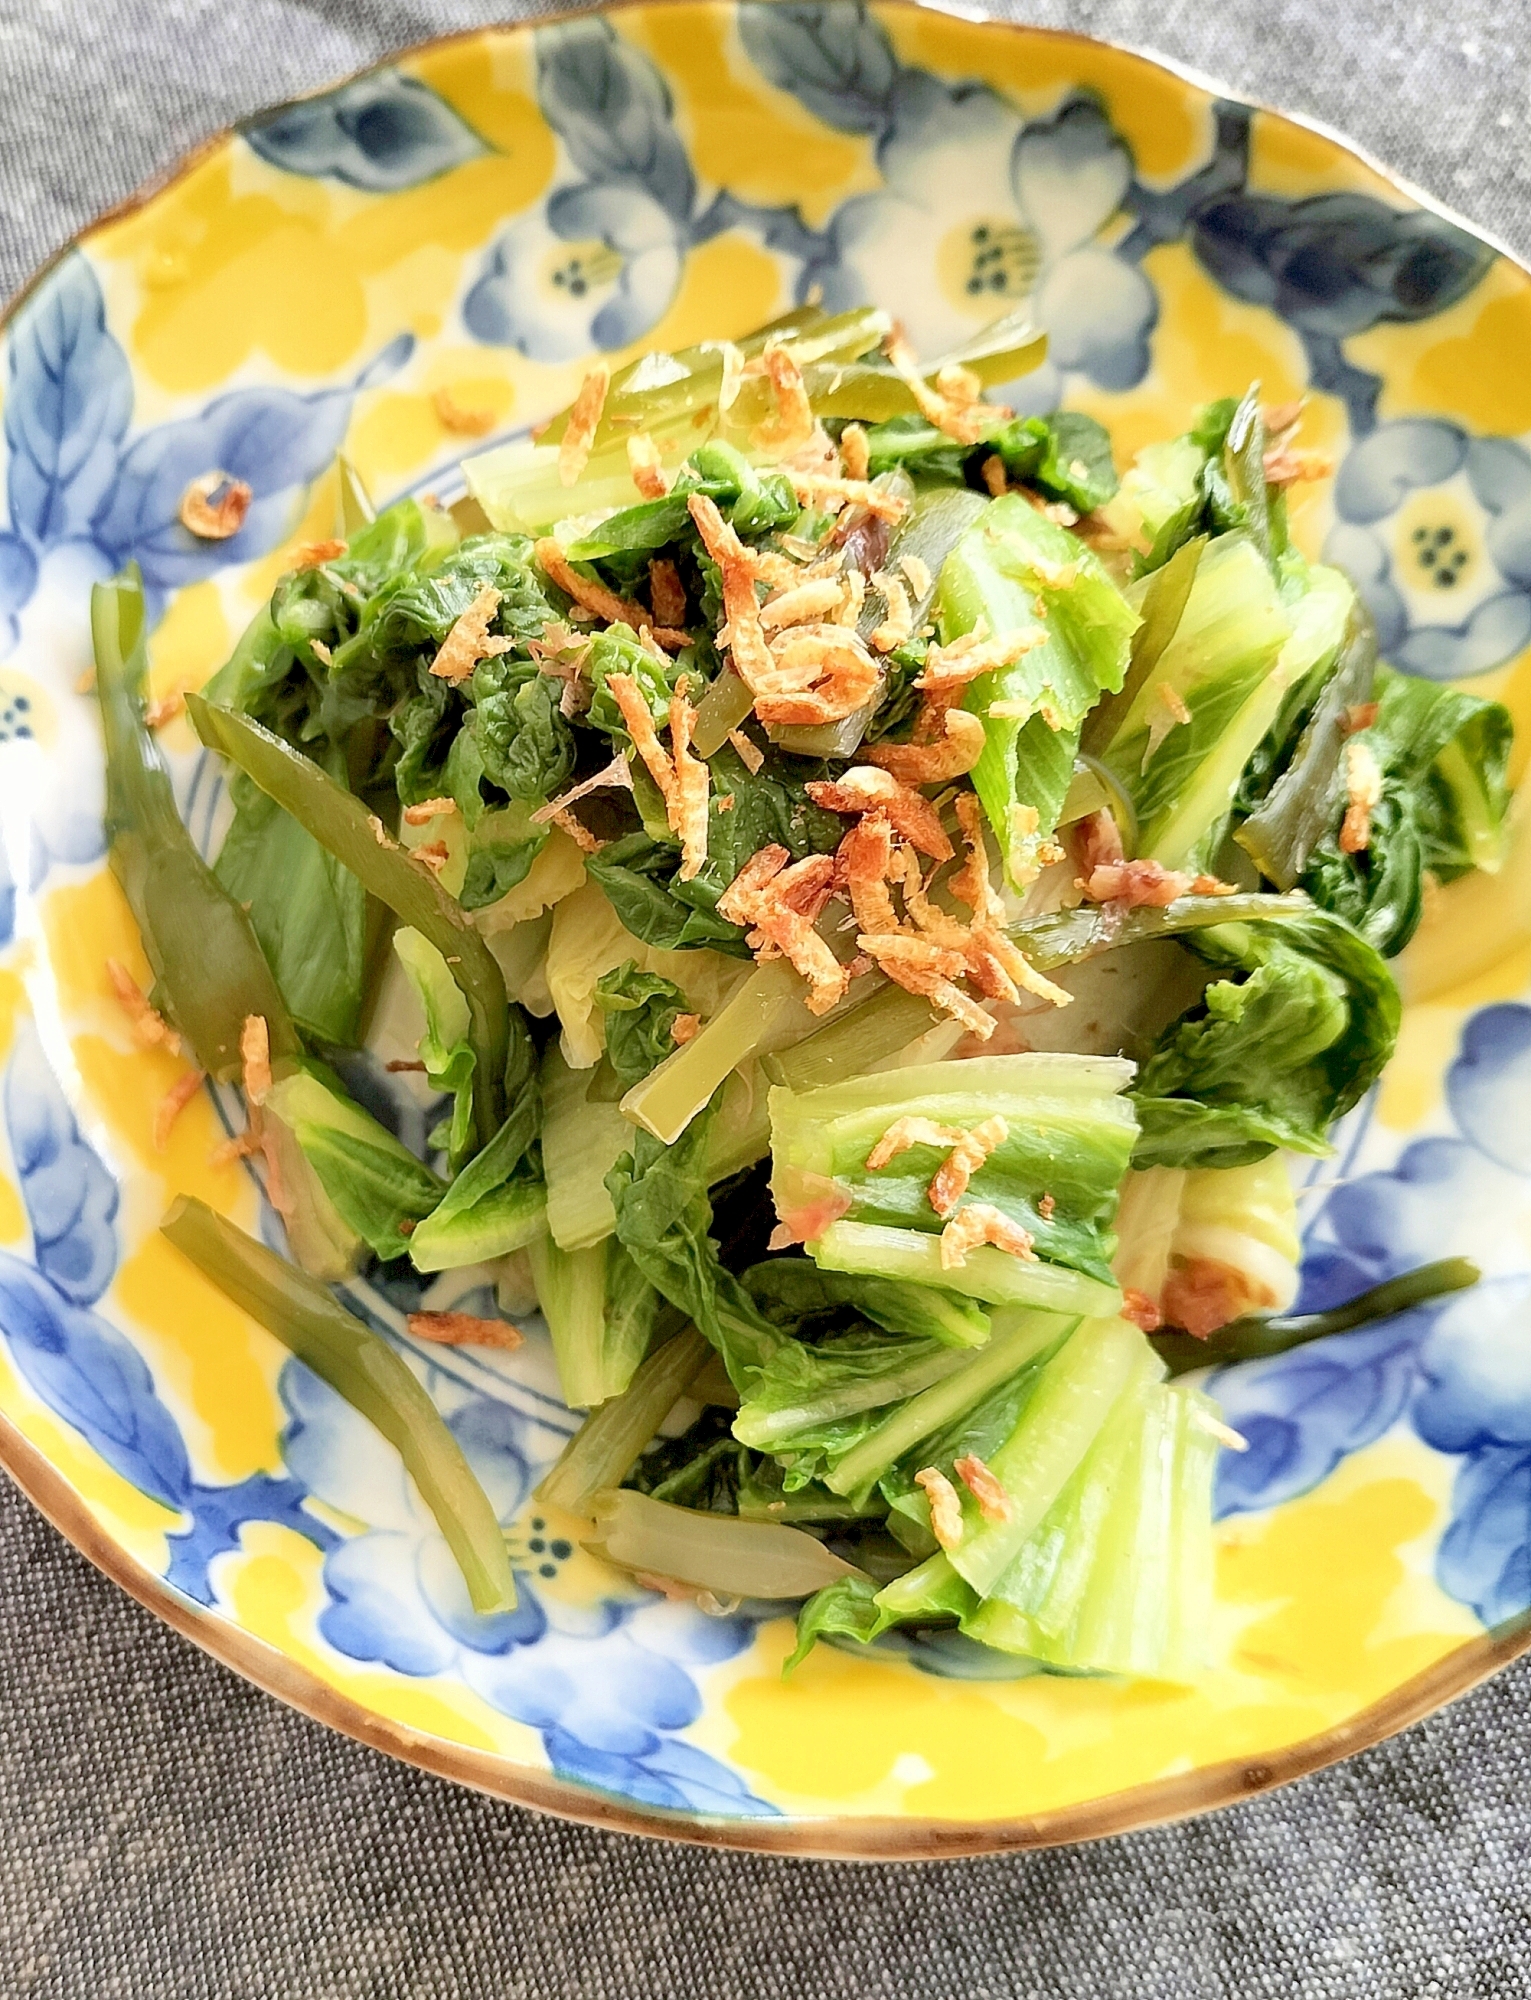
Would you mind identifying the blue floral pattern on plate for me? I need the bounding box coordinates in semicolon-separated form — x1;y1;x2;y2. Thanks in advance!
1214;1004;1531;1631
463;19;826;363
0;1019;325;1585
283;1352;772;1812
1327;422;1531;678
0;254;411;929
1;4;1528;1823
0;1019;774;1813
733;6;1486;422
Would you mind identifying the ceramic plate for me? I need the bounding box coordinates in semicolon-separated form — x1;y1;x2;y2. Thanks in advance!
2;0;1530;1856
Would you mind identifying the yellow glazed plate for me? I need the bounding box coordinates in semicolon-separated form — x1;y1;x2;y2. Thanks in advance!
2;0;1530;1856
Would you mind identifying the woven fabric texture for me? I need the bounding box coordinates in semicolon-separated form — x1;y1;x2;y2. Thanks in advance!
1;3;1529;1995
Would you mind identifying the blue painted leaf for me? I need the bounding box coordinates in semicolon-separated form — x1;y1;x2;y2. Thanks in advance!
1211;1320;1429;1517
5;1018;117;1306
1192;191;1492;342
1436;1444;1531;1629
91;336;412;590
738;1;901;136
3;252;132;546
536;19;695;222
0;1250;189;1508
244;72;484;191
165;1474;335;1606
544;1725;777;1815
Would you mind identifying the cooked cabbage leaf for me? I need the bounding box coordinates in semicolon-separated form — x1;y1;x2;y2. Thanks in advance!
937;495;1138;873
1297;666;1512;956
1131;911;1400;1167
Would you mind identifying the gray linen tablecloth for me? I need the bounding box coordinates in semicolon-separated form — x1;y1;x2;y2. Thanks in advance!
2;3;1529;1993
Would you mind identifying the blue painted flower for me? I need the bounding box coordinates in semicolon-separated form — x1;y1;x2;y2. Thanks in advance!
1412;1006;1531;1624
804;88;1154;397
1433;1445;1531;1629
3;255;413;611
243;73;485;191
463;20;696;364
1326;420;1531;677
280;1346;774;1813
464;183;685;363
90;333;413;594
1415;1276;1531;1456
1213;1124;1531;1520
1443;1001;1531;1174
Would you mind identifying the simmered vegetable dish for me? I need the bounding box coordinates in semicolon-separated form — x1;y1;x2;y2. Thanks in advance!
108;305;1503;1677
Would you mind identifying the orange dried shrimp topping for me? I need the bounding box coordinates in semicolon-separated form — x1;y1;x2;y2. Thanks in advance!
605;674;710;882
753;624;882;728
806;765;952;861
402;796;456;826
535;540;689;652
862;627;1042;785
717;846;850;1015
240;1014;272;1106
869;570;914;653
786;472;909;521
429;585;514;683
857;932;992;1036
293;538;347;570
914;1465;965;1550
627;432;670;498
648;557;687;628
407;1311;524;1351
433;388;496;437
179;472;252;540
687;493;774;691
758;577;848;632
558;365;610;487
939;1202;1037;1270
838;812;901;936
1161;1258;1279;1339
750;341;815;457
863;712;983;788
884;333;992;446
953;1452;1011;1525
1081;858;1235;909
926;1114;1009;1218
106;959;182;1055
864;1116;968;1172
1340;739;1383;854
153;1068;205;1152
